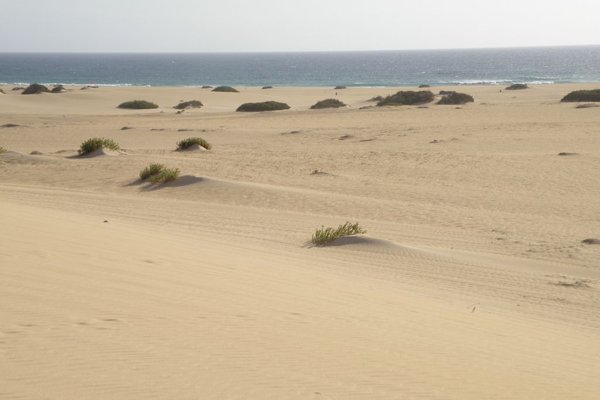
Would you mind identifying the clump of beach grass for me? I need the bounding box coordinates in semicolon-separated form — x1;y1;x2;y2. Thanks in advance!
117;100;159;109
149;167;180;184
174;100;203;110
0;146;6;153
311;221;366;246
139;163;166;180
176;137;212;151
22;83;50;95
310;98;346;109
78;137;120;155
236;101;290;112
377;90;435;106
505;83;528;90
437;91;474;105
212;86;239;93
561;89;600;102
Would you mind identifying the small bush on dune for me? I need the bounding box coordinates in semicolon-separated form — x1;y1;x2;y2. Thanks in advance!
202;85;213;89
377;90;435;106
139;163;166;180
334;85;347;90
419;84;431;88
0;146;6;153
118;100;159;109
22;83;50;95
236;101;290;112
437;91;474;105
0;88;5;94
311;221;366;246
78;137;120;155
212;86;239;93
51;85;66;93
149;167;180;184
174;100;203;110
368;95;383;102
505;83;528;90
262;86;273;89
561;89;600;102
310;98;346;109
177;137;212;150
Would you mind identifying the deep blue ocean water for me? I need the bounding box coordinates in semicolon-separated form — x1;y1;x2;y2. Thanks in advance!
1;46;600;87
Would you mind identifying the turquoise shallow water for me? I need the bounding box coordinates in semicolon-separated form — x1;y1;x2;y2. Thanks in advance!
1;46;600;87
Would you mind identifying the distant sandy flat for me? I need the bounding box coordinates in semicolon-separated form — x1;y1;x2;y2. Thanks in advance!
1;84;600;399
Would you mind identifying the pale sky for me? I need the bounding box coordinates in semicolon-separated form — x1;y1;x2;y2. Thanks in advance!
0;0;598;52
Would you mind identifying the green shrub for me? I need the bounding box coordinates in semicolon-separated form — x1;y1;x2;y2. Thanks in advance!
212;86;239;93
437;91;474;105
377;90;435;106
22;83;50;95
117;100;159;109
310;98;346;109
174;100;203;110
236;101;290;112
0;146;6;153
202;85;213;89
78;137;120;155
176;137;212;150
334;86;347;90
262;86;273;89
51;85;66;93
311;221;366;246
561;89;600;102
139;163;166;180
419;84;431;88
505;83;528;90
149;167;180;184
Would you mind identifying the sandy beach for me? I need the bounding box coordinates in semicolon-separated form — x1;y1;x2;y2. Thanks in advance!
1;84;599;399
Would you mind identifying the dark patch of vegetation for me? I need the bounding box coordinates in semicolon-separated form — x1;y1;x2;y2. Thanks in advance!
12;87;25;91
30;150;43;155
176;137;212;151
1;123;20;128
0;88;4;94
439;90;455;95
368;96;383;102
376;90;435;106
174;100;203;110
505;83;528;90
418;84;431;88
262;86;273;89
22;83;50;95
575;103;599;109
582;238;600;245
310;98;346;109
561;89;600;102
212;86;239;93
334;86;347;90
338;134;354;140
118;100;159;109
78;138;120;155
149;167;180;184
0;146;6;153
558;152;578;156
139;163;166;180
202;85;213;89
437;91;474;105
236;101;290;112
51;85;66;93
311;222;366;246
121;126;134;130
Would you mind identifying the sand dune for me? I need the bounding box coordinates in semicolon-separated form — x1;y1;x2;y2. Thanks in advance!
1;85;600;399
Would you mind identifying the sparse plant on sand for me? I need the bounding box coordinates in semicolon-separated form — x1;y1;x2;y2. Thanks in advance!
437;91;474;105
149;167;180;184
310;98;346;109
78;137;120;155
0;146;6;153
212;86;239;93
311;221;366;246
505;83;528;90
236;101;290;112
561;89;600;102
117;100;159;109
139;163;166;180
174;100;203;110
176;137;212;150
377;91;435;106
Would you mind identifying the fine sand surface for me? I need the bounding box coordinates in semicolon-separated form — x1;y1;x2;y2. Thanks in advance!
1;84;600;399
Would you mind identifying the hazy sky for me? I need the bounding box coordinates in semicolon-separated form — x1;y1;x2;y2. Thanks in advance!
1;0;599;52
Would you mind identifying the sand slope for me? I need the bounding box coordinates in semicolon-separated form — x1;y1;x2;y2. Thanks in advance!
1;85;600;399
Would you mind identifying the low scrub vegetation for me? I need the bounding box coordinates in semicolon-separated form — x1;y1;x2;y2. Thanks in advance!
377;90;435;106
174;100;203;110
561;89;600;102
310;98;346;109
149;167;180;184
262;86;273;89
419;84;431;88
78;137;120;155
22;83;50;95
176;137;212;150
139;163;166;180
505;83;528;90
51;85;66;93
212;86;239;93
236;101;290;112
118;100;159;109
437;91;474;105
311;221;366;246
334;85;347;90
0;146;6;153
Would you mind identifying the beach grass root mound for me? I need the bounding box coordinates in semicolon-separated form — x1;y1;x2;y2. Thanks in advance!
236;101;290;112
437;91;474;105
311;221;366;246
561;89;600;102
310;98;346;109
176;137;212;150
22;83;50;95
174;100;203;110
78;137;120;155
212;86;239;93
377;90;435;106
118;100;159;109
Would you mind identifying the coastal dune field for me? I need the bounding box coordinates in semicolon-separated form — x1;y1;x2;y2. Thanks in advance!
1;84;600;399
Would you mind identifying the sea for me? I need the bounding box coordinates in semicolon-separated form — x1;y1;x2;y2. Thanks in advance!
1;46;600;87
